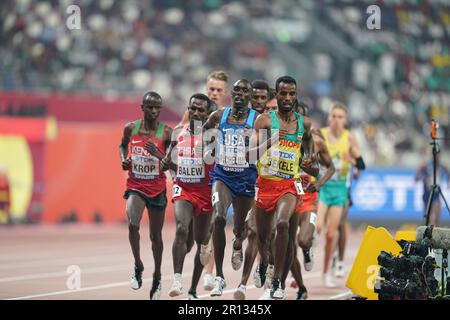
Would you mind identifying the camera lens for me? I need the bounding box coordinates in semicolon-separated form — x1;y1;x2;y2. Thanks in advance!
378;251;395;268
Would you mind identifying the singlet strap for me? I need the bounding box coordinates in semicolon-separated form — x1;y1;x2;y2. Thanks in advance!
219;108;231;128
132;119;141;135
245;109;257;128
156;122;164;140
294;112;304;139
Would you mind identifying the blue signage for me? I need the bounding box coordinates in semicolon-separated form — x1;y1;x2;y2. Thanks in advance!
348;168;450;221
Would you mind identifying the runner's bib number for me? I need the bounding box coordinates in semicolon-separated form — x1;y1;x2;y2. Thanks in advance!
173;185;182;197
294;181;305;195
131;155;159;179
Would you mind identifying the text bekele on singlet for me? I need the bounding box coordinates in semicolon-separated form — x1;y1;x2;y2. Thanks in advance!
257;111;304;181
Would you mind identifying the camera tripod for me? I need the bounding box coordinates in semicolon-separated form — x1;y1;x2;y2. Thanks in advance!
423;121;450;226
422;121;450;298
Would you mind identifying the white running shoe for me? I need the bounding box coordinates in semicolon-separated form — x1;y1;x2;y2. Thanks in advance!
322;273;337;288
334;261;346;278
130;265;143;290
265;264;274;286
270;278;284;300
233;284;246;300
303;248;314;272
210;276;227;297
188;291;200;300
203;273;215;291
231;239;243;270
168;273;183;297
150;279;162;300
253;263;268;288
200;243;212;266
258;288;272;300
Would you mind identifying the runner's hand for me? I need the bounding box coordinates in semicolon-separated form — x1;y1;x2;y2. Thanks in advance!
306;181;321;193
145;141;159;156
161;156;170;171
300;155;315;170
121;158;131;171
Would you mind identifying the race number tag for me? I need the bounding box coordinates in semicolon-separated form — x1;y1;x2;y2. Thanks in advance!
173;185;182;197
310;212;317;227
294;181;305;195
254;186;259;201
212;192;219;205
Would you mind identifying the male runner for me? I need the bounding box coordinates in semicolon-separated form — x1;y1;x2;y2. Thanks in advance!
165;94;214;300
234;79;271;300
264;88;278;114
178;70;228;125
174;71;229;290
316;102;364;288
289;101;335;299
203;79;258;296
251;76;313;300
332;166;360;278
119;91;172;300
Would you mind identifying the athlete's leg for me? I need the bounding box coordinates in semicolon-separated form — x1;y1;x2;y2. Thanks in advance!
273;193;297;281
297;211;315;251
316;200;328;236
255;206;275;266
211;181;233;279
189;212;212;294
240;213;258;286
337;201;349;262
281;212;300;286
323;206;343;275
231;196;254;270
187;219;194;253
148;205;165;281
172;200;194;274
202;223;215;290
126;194;146;270
290;244;303;286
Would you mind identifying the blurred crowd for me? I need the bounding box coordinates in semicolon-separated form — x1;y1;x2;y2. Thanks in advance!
1;0;449;168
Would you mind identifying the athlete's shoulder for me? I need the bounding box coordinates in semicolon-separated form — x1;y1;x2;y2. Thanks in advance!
125;120;138;128
123;120;137;134
347;130;357;144
301;114;312;129
255;112;271;127
161;122;173;131
210;108;226;121
312;128;325;140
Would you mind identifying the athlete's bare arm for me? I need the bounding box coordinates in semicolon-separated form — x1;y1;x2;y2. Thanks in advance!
145;124;173;161
160;139;179;172
302;117;314;155
348;132;364;178
119;122;134;170
306;134;335;193
248;113;274;162
162;124;184;167
300;122;318;176
202;109;223;131
348;132;361;159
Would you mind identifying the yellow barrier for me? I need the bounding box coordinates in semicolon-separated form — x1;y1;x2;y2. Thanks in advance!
395;230;416;242
346;226;402;300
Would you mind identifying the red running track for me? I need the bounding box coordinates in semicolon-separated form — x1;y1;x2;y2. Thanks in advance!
0;224;366;300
